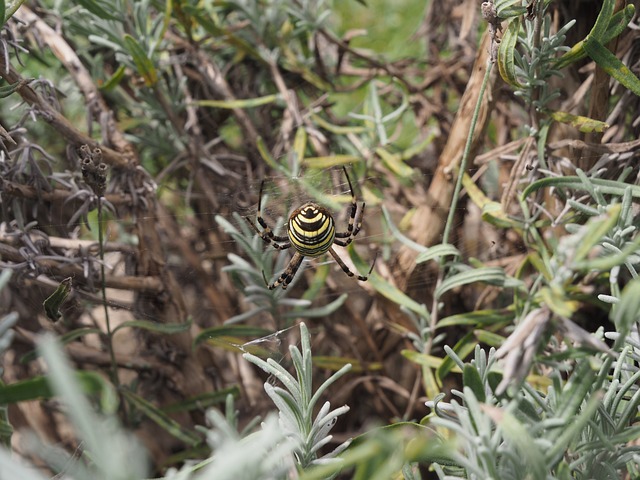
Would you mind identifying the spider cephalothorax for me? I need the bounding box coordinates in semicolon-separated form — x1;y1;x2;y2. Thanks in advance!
246;167;375;290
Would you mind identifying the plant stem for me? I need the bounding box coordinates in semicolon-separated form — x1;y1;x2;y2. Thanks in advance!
427;58;494;356
442;60;493;246
97;200;120;391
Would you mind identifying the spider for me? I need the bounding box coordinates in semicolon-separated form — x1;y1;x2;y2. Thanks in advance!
246;167;376;290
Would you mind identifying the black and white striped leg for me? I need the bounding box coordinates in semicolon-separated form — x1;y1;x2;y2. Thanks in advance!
267;252;304;290
246;179;291;250
335;167;365;244
245;216;291;250
328;247;376;282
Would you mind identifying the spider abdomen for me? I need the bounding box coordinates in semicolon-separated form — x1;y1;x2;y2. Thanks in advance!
287;203;335;257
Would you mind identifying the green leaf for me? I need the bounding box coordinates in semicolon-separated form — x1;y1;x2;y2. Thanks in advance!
583;36;640;97
43;277;73;321
437;308;514;328
435;267;507;299
195;94;281;109
99;64;126;91
292;127;307;165
0;0;5;29
161;386;240;413
371;273;429;317
474;329;505;347
381;205;427;254
573;232;640;272
183;6;265;62
612;280;640;338
497;17;522;88
0;372;117;413
494;408;547;480
572;204;620;264
313;356;382;373
256;136;283;172
401;350;453;371
112;318;192;335
546;389;602;464
311;114;367;135
76;0;120;20
0;376;53;403
521;175;640;200
415;244;460;264
554;5;635;70
375;147;414;178
120;389;201;446
549;110;609;133
590;0;616;41
539;286;578;317
20;327;102;364
462;365;485;402
463;173;517;228
194;325;273;347
284;294;348;319
495;0;527;18
437;331;476;381
123;34;158;86
303;155;361;170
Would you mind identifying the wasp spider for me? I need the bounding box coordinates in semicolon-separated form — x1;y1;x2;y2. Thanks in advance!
246;167;376;290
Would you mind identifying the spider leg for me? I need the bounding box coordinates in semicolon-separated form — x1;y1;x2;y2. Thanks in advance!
252;213;290;243
334;166;360;239
328;247;375;282
336;166;367;244
269;252;304;290
334;202;365;246
244;216;291;250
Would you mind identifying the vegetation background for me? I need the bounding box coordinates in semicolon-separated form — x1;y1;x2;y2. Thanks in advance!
1;0;640;479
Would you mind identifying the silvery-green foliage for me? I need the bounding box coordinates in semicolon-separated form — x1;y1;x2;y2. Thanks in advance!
429;280;640;480
161;324;351;480
190;411;296;480
0;335;148;480
513;15;575;110
244;323;352;471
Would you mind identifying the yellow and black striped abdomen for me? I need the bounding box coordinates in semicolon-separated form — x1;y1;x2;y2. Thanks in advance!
287;203;335;257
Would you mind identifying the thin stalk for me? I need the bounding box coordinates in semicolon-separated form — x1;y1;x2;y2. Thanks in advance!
529;0;545;132
97;199;120;390
442;61;493;246
426;58;494;355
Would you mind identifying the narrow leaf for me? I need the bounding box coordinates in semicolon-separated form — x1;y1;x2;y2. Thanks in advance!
20;327;102;364
0;372;117;413
195;94;281;109
120;389;201;446
313;356;382;373
123;34;158;86
375;147;414;178
435;267;506;299
462;365;485;402
415;244;460;264
549;110;609;133
554;5;635;70
303;155;361;170
522;175;640;200
76;0;120;20
194;325;273;347
43;277;73;321
113;318;192;335
583;36;640;97
161;386;240;413
497;17;522;88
